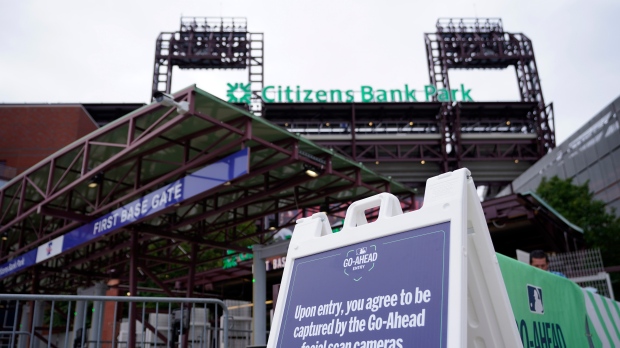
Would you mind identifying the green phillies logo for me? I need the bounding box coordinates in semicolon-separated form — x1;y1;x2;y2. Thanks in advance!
343;245;377;281
226;84;473;103
226;83;251;103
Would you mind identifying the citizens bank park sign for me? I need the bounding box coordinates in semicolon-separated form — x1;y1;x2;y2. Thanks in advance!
226;83;474;103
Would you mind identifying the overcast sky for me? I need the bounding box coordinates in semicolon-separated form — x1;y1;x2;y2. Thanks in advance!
1;0;618;144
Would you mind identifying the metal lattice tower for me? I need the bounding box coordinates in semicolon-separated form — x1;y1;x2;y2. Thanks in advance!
261;18;554;197
425;18;555;156
152;17;264;114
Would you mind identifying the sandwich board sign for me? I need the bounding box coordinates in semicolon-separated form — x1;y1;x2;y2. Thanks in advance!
267;168;522;347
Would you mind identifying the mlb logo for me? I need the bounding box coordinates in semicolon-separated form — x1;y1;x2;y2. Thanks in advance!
46;242;53;255
356;247;367;255
527;285;544;314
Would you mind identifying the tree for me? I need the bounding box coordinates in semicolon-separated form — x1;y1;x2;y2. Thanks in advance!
536;176;620;272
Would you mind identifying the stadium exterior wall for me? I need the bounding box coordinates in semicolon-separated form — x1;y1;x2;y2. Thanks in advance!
0;105;99;175
499;95;620;215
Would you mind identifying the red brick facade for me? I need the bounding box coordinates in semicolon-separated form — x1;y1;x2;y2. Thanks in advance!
0;105;98;174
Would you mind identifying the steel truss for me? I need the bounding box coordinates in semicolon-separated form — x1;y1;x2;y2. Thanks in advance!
482;193;586;256
424;18;555;159
263;101;543;192
152;17;264;114
0;86;413;295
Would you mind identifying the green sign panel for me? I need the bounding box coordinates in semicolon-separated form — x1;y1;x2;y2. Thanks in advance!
497;253;604;347
222;249;253;269
226;83;473;103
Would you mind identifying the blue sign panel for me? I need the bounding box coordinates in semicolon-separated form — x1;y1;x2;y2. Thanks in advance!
0;249;36;278
276;221;450;348
0;148;249;279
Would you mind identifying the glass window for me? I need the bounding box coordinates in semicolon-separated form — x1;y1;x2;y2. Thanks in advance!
605;185;620;211
570;151;586;174
562;157;576;178
612;149;620;178
608;199;620;216
587;165;605;193
528;176;542;192
574;171;589;186
605;117;620;149
581;145;598;167
600;155;617;187
594;190;608;204
556;164;567;179
595;134;611;158
546;164;559;178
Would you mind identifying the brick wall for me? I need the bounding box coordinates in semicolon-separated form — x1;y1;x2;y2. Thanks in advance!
0;105;98;174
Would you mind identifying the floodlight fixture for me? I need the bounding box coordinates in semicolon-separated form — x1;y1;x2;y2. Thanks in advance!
303;163;321;178
299;150;327;178
299;150;326;178
268;218;278;231
88;172;104;188
153;92;190;114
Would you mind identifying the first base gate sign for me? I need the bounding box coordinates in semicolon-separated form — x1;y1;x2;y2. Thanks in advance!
267;169;523;348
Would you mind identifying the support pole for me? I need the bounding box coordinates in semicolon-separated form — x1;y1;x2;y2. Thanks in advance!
351;104;357;161
251;241;290;346
17;303;29;348
128;231;138;348
182;244;198;348
73;289;86;348
252;246;267;345
90;282;107;346
32;301;43;348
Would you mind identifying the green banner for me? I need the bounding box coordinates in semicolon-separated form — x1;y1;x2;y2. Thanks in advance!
583;287;620;347
497;253;603;347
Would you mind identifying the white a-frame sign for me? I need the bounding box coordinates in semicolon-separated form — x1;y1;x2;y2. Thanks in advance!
267;168;522;348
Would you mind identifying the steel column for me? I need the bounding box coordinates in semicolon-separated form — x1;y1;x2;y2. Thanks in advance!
128;231;138;348
252;245;267;345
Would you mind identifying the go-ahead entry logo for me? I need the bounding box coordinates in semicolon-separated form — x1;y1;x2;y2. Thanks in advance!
226;83;251;103
343;245;377;281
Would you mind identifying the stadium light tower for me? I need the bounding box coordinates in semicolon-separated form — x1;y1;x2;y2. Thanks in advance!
151;17;264;114
424;18;555;156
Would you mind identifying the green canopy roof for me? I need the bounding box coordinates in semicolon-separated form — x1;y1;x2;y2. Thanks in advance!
0;85;415;293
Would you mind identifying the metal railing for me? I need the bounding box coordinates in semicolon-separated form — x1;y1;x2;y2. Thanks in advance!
549;249;615;299
0;294;231;348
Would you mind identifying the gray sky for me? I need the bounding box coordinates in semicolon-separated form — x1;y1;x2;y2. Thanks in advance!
1;0;619;144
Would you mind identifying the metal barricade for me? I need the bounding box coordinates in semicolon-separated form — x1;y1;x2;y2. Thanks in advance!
0;294;228;348
549;249;615;299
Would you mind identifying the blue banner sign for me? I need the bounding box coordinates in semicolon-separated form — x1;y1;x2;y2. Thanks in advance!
0;250;36;279
0;148;250;279
276;221;450;348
